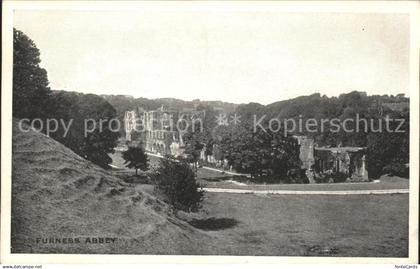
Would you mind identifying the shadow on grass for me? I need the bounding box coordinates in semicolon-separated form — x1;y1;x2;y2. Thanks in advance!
188;217;239;231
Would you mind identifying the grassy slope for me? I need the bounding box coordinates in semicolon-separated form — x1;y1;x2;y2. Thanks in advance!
11;121;214;254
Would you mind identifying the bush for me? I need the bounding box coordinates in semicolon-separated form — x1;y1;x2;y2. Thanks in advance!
313;172;329;183
383;163;409;178
331;171;348;183
287;168;309;184
152;158;204;212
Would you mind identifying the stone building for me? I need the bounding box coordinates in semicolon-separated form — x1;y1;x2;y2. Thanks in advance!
315;147;368;180
124;105;205;156
124;110;137;141
313;147;368;180
294;135;315;170
141;106;179;155
295;136;368;181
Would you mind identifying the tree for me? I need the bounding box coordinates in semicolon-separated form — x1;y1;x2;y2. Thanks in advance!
13;28;51;119
181;104;217;169
122;146;149;175
152;158;204;212
84;125;120;169
49;91;120;169
217;121;301;181
367;110;409;179
182;130;205;171
13;29;120;170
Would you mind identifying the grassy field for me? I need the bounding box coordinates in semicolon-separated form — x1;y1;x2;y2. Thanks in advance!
178;191;408;256
137;182;409;257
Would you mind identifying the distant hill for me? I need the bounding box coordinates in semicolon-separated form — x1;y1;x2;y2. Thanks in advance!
102;95;238;113
265;92;409;119
235;91;409;147
101;92;408;122
101;94;238;120
11;119;211;254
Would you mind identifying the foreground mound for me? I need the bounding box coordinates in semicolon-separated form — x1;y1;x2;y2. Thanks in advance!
11;120;212;254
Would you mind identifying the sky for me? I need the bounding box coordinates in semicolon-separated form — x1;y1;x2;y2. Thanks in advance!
14;10;409;105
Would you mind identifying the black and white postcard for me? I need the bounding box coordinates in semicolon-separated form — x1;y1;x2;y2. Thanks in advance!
1;0;419;265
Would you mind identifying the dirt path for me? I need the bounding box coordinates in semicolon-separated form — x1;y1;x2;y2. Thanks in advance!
203;187;409;195
201;166;250;177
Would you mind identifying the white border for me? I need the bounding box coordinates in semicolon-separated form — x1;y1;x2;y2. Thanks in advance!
1;1;419;264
